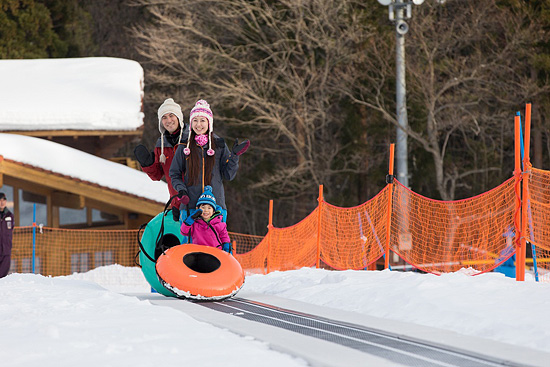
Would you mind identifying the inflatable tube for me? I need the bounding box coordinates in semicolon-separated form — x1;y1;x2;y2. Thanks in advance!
139;212;185;297
156;244;245;301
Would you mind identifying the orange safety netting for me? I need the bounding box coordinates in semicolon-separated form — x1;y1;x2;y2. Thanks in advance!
319;187;389;270
11;226;138;276
526;167;550;282
9;226;263;277
263;208;319;272
9;168;550;281
231;232;266;274
390;178;518;274
234;187;390;273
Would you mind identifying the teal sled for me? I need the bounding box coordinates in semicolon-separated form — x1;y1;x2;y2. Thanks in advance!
139;211;185;296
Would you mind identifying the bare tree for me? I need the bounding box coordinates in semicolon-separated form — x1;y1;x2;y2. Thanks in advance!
130;0;378;228
345;0;550;200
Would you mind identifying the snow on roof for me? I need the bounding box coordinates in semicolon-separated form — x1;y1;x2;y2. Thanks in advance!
0;57;144;131
0;134;168;204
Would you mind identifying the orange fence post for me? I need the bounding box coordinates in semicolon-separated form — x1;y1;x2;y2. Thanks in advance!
266;199;273;274
316;185;324;268
519;103;532;281
514;114;522;281
384;144;395;269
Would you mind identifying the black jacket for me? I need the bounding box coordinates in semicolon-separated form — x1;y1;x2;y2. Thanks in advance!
0;208;14;255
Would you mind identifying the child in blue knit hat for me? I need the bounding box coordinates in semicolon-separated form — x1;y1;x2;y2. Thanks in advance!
180;186;232;254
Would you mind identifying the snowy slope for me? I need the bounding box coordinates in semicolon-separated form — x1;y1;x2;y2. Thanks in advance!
1;265;550;367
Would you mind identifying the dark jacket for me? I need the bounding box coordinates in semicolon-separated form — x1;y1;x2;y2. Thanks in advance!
169;135;238;210
0;208;14;255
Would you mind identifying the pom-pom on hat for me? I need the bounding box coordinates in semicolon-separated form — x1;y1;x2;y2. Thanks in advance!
184;99;215;156
196;185;216;209
157;98;184;163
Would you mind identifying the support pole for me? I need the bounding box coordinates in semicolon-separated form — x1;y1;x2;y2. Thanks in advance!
266;199;273;274
519;103;532;281
395;5;409;188
32;203;36;274
514;114;521;281
316;185;324;269
385;144;396;269
518;110;539;281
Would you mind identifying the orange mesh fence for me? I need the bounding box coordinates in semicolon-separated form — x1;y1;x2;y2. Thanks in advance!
234;237;268;274
262;209;320;272
9;218;331;277
230;232;264;255
9;226;266;277
12;169;550;280
11;226;138;276
236;186;389;273
231;232;267;274
390;178;518;274
320;187;388;270
526;167;550;282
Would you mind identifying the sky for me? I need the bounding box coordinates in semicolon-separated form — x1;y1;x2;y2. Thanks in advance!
0;57;144;131
1;265;549;367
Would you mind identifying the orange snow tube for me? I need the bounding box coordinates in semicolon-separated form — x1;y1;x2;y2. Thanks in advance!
156;244;245;301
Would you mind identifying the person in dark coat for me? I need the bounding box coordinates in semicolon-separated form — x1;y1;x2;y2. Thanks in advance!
0;192;14;278
169;99;249;222
134;98;189;221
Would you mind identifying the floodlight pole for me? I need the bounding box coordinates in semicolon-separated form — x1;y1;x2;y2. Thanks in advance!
395;3;408;187
378;0;424;187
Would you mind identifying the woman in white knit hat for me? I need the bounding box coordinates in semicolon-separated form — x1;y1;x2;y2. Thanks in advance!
134;98;189;221
169;99;249;223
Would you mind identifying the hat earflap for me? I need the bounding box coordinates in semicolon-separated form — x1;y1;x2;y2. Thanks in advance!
159;132;166;163
207;131;214;156
183;128;192;156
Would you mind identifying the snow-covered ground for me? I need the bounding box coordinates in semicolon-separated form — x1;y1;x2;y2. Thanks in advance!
1;265;549;366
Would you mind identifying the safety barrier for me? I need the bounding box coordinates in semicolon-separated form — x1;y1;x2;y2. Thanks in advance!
9;226;263;277
525;167;550;282
8;165;547;280
249;104;548;281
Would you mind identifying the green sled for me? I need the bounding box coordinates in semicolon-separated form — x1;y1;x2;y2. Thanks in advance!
139;211;185;297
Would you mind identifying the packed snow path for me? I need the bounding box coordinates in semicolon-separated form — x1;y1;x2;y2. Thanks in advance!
135;291;550;367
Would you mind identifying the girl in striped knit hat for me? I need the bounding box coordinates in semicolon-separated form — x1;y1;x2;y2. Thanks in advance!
169;99;250;224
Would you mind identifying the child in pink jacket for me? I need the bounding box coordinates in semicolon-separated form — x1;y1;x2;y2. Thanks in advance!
180;186;232;254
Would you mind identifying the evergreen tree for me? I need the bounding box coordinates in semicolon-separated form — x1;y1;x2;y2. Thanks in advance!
0;0;61;58
0;0;95;58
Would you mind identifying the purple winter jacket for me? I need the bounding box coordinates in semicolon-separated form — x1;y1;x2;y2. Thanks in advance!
180;213;230;249
0;209;14;255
